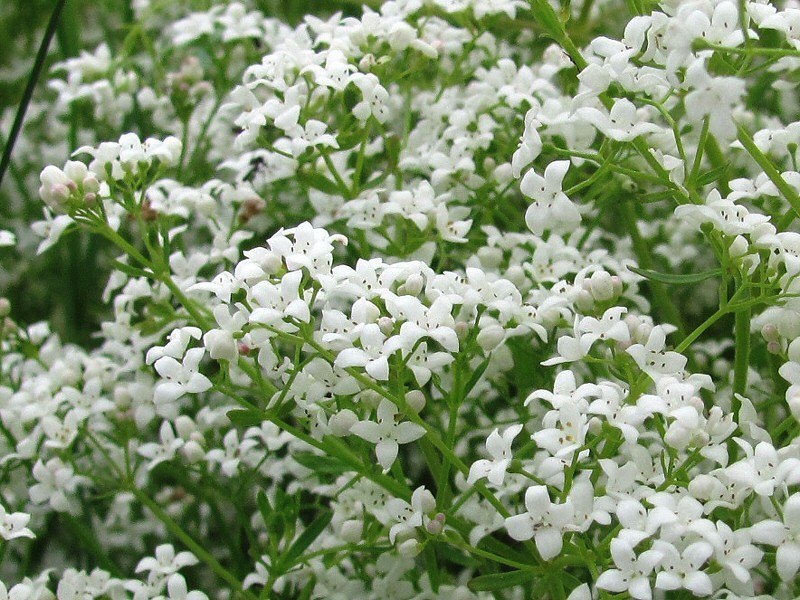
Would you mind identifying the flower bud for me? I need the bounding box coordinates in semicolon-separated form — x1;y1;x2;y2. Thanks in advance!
403;274;424;296
182;440;205;464
767;341;781;354
397;538;421;557
761;323;779;342
378;316;394;336
476;324;505;351
0;298;10;318
492;162;513;184
340;519;363;542
729;235;748;258
575;289;595;312
589;271;615;302
329;409;358;436
405;390;426;413
174;416;197;439
477;247;502;269
426;517;444;535
505;265;526;287
455;321;470;341
611;275;623;297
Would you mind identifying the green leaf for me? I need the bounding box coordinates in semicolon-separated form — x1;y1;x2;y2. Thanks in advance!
303;172;342;195
628;265;721;285
468;570;537;592
463;357;490;398
256;491;272;523
696;163;731;186
280;511;333;570
111;259;152;279
292;452;351;475
226;409;263;427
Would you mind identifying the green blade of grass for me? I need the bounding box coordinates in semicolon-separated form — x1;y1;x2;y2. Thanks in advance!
0;0;68;190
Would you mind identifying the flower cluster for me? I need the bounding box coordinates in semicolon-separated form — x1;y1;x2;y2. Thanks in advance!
1;0;800;598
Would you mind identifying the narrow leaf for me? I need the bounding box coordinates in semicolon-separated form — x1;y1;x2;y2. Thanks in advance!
628;265;721;285
226;409;263;427
281;511;333;569
468;570;537;592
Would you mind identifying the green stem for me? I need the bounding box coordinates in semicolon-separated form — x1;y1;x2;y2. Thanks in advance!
0;0;68;189
130;486;257;600
620;200;686;337
732;286;751;407
736;123;800;221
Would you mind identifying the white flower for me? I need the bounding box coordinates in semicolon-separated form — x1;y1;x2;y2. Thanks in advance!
521;160;581;236
0;230;16;247
350;73;390;123
349;399;426;471
652;540;713;596
335;323;392;380
750;493;800;581
576;98;662;141
683;59;746;140
626;325;687;381
136;544;199;578
138;421;185;470
153;348;213;410
386;486;436;544
0;504;35;541
504;486;574;560
596;538;662;600
467;424;523;486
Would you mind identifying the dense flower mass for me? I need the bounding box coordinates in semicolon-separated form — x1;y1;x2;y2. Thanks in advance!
2;0;800;597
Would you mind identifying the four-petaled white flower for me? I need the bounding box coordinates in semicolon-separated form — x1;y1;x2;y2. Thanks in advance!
521;160;581;236
468;424;523;486
0;504;35;541
596;538;663;600
386;486;436;544
750;493;800;581
153;348;213;412
349;399;426;471
504;485;574;560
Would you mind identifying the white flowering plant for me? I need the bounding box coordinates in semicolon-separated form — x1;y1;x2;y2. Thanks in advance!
2;0;800;597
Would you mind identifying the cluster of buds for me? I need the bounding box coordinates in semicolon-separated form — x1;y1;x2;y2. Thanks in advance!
38;161;100;212
575;270;624;312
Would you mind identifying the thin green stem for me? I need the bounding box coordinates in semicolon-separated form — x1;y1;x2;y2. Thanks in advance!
0;0;68;189
130;486;257;600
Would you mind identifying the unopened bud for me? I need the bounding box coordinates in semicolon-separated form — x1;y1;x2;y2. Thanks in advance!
405;390;426;413
505;265;525;287
729;235;748;258
455;321;470;341
378;316;394;336
358;54;376;72
611;275;623;297
397;538;421;557
84;192;97;205
182;440;205;464
493;162;513;184
238;342;251;356
3;318;16;334
761;324;779;343
788;393;800;420
590;271;615;302
403;274;424;296
476;325;505;351
426;514;445;535
340;519;363;542
477;247;502;269
329;409;358;436
767;341;782;354
174;416;196;439
0;298;10;318
575;289;595;312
